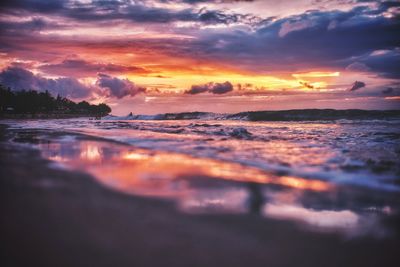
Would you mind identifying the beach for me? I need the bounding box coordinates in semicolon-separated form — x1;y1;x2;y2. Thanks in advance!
1;118;400;267
1;0;399;265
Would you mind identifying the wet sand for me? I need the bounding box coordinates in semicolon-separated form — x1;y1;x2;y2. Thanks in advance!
1;125;400;267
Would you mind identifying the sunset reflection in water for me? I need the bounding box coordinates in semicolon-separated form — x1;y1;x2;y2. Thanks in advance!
41;140;332;194
37;137;384;234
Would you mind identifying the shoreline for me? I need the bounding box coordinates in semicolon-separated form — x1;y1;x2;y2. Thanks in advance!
105;109;400;121
2;109;400;121
1;125;400;266
0;114;106;120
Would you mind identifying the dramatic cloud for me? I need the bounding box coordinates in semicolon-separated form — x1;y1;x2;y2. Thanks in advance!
349;81;366;91
186;84;210;95
0;0;65;13
382;87;394;94
0;66;91;98
96;74;145;99
0;67;147;100
1;1;399;78
210;81;233;94
279;20;315;37
175;0;254;3
185;81;233;94
0;17;57;33
354;49;400;79
0;0;399;112
178;4;400;77
345;62;370;72
0;0;254;25
381;86;400;96
39;59;150;78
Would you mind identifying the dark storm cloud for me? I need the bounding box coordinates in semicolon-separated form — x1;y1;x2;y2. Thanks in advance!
39;59;150;78
160;0;254;4
0;18;52;33
0;67;147;99
178;4;400;78
66;2;194;23
0;66;91;98
0;17;68;46
185;84;210;94
185;81;233;94
209;81;233;94
381;1;400;10
0;1;399;81
96;73;146;98
381;86;400;96
0;0;253;25
187;0;253;2
0;0;65;13
349;81;366;91
382;87;394;94
68;3;254;25
354;49;400;79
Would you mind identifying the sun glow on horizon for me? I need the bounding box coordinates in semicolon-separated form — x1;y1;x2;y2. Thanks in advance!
0;0;398;113
292;71;341;78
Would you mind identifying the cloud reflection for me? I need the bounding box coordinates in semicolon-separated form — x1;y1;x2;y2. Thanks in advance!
32;131;395;236
264;203;359;229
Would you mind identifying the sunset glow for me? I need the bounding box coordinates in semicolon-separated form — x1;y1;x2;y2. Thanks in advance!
0;0;399;114
1;2;400;265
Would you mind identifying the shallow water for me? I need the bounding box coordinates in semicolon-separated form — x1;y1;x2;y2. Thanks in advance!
5;118;400;236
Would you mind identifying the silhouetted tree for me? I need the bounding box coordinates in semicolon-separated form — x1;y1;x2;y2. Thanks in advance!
0;84;111;116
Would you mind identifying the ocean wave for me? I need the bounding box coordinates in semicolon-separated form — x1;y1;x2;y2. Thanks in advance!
5;116;400;193
103;109;400;122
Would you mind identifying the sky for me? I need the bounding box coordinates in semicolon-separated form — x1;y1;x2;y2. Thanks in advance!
0;0;399;115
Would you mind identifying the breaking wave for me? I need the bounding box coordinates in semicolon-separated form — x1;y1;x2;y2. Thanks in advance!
103;109;400;121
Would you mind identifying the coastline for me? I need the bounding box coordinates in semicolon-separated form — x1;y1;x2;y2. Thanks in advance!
2;109;400;121
1;124;400;266
104;109;400;121
0;114;104;120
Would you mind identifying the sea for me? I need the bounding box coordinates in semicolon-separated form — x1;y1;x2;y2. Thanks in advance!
4;109;400;236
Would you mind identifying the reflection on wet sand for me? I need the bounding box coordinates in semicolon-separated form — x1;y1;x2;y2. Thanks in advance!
264;203;359;229
35;135;396;236
79;144;102;161
41;139;332;196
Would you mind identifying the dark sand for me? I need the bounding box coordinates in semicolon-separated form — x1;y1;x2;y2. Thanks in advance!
1;125;400;267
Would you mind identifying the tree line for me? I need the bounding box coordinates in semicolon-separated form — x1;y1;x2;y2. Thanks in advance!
0;84;111;115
